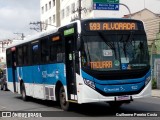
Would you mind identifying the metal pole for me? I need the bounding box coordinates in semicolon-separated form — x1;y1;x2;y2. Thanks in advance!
78;0;81;20
119;3;132;19
22;33;25;40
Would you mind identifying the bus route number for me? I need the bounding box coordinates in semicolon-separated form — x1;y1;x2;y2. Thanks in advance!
89;23;100;30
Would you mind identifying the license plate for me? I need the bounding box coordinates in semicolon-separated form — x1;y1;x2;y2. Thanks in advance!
116;95;131;101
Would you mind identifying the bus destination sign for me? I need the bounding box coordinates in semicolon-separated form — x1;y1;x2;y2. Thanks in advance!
86;22;138;31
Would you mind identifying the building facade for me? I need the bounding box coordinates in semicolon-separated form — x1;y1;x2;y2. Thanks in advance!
40;0;60;30
40;0;120;30
0;40;12;63
124;8;160;46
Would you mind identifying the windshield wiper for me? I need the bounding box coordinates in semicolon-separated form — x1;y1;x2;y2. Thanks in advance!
84;38;92;65
120;32;135;58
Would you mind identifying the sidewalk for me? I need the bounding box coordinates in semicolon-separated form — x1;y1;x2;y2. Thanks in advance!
152;89;160;98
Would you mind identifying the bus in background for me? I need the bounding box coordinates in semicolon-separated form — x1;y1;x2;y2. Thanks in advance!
6;18;151;110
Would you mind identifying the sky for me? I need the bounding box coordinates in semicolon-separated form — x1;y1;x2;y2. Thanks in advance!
0;0;160;40
0;0;40;40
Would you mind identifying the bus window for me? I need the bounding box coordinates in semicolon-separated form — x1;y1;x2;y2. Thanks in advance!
17;46;23;66
23;45;29;65
50;37;64;63
41;38;50;63
32;44;40;64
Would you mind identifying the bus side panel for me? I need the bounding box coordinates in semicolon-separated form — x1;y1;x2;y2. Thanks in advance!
7;68;18;93
16;63;66;100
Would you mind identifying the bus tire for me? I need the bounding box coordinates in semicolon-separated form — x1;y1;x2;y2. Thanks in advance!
21;83;28;101
59;86;70;111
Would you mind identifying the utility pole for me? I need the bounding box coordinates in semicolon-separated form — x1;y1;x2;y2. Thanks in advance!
0;39;12;52
78;0;81;20
14;33;25;40
30;21;57;32
72;0;86;21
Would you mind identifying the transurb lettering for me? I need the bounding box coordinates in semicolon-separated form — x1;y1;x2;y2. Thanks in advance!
42;71;55;78
90;61;112;69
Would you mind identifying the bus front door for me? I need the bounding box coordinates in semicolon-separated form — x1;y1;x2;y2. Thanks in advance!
11;50;17;92
65;35;77;101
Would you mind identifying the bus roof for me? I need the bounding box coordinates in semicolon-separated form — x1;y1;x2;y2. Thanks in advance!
6;28;58;49
6;18;143;49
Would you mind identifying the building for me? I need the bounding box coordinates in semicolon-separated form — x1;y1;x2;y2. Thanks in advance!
40;0;60;30
124;8;160;87
0;39;12;63
40;0;120;30
123;8;160;46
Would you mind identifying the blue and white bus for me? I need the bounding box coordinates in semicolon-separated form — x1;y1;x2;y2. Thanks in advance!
6;18;151;110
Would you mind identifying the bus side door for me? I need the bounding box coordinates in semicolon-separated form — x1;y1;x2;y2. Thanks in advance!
64;28;79;101
9;47;17;93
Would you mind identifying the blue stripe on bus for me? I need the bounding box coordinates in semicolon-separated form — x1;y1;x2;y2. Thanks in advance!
7;63;66;85
95;81;145;93
81;70;151;85
81;69;150;93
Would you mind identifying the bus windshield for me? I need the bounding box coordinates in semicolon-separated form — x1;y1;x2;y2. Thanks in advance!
81;33;149;71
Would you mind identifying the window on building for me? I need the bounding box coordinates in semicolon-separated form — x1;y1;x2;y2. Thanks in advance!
49;1;51;10
45;19;48;29
53;14;55;23
42;6;44;14
45;19;48;25
61;9;65;19
71;3;75;13
53;0;55;7
49;17;52;24
45;4;48;12
66;6;70;17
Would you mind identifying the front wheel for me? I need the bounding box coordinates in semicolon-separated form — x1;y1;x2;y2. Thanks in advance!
59;86;70;111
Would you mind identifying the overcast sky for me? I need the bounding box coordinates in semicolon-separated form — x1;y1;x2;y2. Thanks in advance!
0;0;40;40
0;0;160;40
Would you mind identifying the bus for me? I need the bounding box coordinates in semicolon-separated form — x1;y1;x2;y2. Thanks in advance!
6;18;151;110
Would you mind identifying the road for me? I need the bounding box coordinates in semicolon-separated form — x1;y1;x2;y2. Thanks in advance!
0;90;160;120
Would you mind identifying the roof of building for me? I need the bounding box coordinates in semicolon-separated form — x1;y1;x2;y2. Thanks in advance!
123;8;160;18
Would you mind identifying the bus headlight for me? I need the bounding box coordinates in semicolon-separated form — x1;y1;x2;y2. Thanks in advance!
145;76;151;86
83;79;95;89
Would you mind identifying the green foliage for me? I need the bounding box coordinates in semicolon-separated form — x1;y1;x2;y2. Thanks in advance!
152;78;157;89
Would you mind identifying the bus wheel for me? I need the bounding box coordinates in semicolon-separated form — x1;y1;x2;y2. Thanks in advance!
21;83;28;101
59;86;70;111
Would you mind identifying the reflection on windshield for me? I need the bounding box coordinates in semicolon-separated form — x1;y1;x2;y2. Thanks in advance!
81;34;149;71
